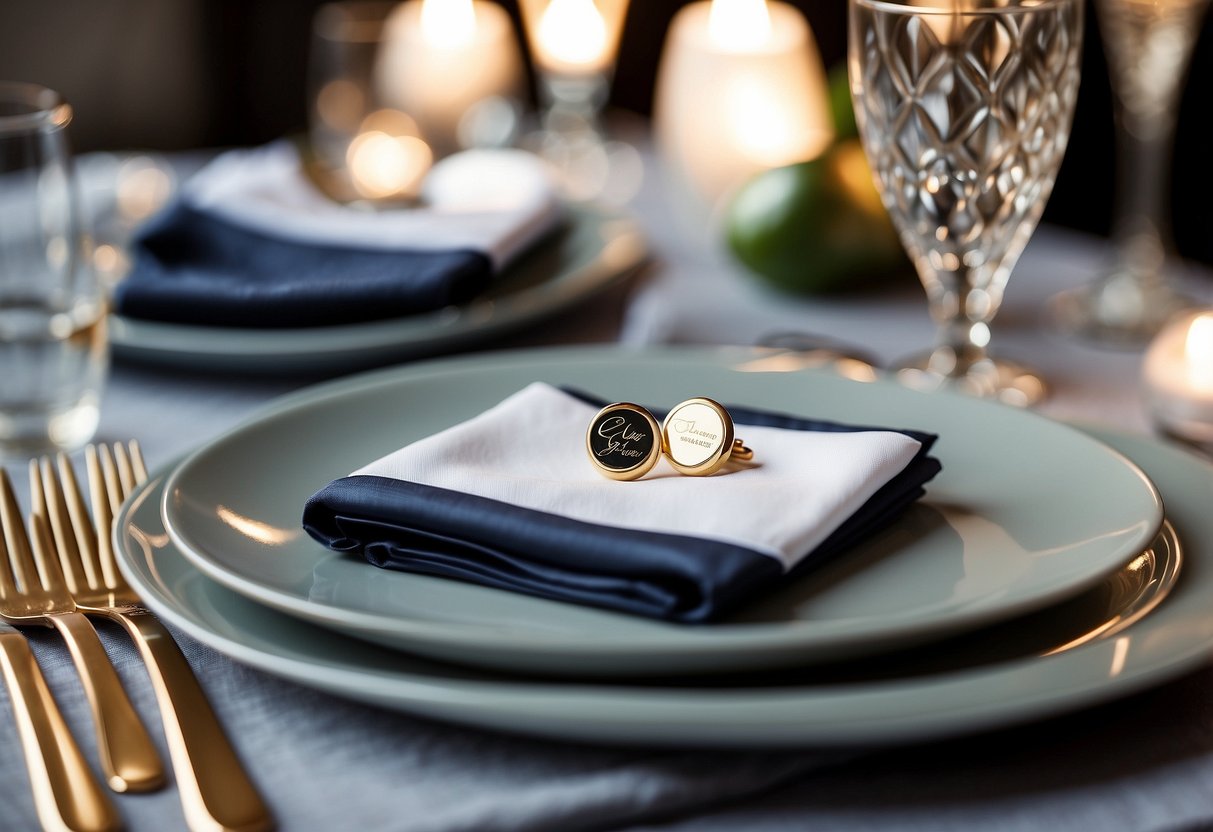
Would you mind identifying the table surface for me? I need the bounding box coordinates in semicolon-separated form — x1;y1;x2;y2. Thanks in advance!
3;148;1213;832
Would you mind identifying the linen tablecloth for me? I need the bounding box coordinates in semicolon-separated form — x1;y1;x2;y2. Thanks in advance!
4;154;1213;831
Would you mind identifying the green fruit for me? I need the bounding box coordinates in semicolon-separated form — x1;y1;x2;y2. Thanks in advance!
725;140;907;295
828;62;858;142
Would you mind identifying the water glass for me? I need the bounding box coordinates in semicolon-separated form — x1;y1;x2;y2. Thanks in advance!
0;82;106;455
308;1;393;179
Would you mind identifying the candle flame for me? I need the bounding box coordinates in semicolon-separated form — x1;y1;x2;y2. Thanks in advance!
421;0;477;49
537;0;608;67
1186;312;1213;392
709;0;772;52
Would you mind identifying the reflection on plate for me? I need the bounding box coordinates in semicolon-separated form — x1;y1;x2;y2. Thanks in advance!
117;429;1211;748
160;347;1162;676
109;207;646;374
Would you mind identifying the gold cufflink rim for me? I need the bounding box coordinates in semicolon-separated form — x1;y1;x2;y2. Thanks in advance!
661;396;753;477
585;402;663;482
587;398;755;480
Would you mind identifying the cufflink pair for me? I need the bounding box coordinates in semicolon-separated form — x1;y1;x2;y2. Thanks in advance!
586;397;754;481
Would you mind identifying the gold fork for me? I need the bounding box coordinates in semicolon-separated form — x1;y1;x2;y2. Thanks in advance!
0;468;164;796
35;443;273;832
1;618;121;832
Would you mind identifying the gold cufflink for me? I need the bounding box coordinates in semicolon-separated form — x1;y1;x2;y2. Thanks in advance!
587;398;754;480
586;402;663;481
662;397;753;476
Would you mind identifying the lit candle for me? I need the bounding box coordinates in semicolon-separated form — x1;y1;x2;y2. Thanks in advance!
1142;309;1213;444
519;0;629;78
377;0;524;156
653;0;834;217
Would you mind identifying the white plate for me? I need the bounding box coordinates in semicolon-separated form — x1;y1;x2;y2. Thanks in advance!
159;347;1162;676
109;207;646;374
117;428;1208;748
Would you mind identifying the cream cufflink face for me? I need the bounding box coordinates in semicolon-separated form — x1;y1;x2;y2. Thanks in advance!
661;396;752;476
585;402;663;481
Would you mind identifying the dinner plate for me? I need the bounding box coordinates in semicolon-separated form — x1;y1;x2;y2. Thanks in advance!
160;347;1162;675
108;207;646;374
117;428;1206;747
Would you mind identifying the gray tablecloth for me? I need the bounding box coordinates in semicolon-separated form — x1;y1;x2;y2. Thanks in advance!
4;153;1213;832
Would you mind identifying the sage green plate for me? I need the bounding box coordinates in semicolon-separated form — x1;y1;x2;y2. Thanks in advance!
159;347;1162;676
116;428;1201;748
108;207;646;374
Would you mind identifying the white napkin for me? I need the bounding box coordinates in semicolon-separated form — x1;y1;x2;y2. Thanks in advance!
353;382;925;571
181;142;563;268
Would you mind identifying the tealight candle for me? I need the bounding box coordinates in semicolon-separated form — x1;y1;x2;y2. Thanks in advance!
1142;309;1213;444
653;0;833;217
377;0;524;156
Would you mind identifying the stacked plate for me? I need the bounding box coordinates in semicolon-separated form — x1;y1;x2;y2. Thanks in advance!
113;346;1213;747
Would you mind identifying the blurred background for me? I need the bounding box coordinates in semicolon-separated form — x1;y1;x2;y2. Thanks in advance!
2;0;1212;264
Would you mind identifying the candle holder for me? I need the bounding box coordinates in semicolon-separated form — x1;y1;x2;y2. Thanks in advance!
1143;309;1213;448
1050;0;1212;346
653;0;833;232
518;0;635;201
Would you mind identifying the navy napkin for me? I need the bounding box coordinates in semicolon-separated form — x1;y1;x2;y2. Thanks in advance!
113;143;562;328
302;384;941;622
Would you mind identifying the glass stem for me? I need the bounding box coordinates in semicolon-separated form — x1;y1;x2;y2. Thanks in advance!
928;271;989;376
1098;0;1209;285
1108;107;1174;285
539;73;608;142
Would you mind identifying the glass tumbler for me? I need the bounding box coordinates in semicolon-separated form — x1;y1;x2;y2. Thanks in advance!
0;83;106;455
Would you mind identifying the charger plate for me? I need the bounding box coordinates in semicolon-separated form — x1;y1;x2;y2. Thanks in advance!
159;347;1161;675
117;428;1202;747
108;208;646;374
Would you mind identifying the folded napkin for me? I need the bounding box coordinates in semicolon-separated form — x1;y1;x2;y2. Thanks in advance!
113;143;563;327
302;383;942;622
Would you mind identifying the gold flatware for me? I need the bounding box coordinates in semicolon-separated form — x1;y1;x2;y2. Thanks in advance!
35;443;274;832
0;469;163;795
1;620;122;832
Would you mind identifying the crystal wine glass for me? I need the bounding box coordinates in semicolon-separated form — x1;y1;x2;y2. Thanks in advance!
849;0;1083;405
1050;0;1211;344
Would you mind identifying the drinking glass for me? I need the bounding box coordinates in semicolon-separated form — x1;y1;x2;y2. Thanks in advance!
307;1;403;198
0;83;106;455
849;0;1083;405
1050;0;1211;344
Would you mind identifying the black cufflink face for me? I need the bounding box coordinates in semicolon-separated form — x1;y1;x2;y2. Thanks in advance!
585;402;662;481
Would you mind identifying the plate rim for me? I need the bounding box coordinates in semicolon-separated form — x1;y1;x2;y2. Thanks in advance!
115;427;1213;747
156;344;1165;669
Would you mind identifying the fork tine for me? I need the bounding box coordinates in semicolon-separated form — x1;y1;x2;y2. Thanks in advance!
32;459;94;596
0;469;39;594
112;444;135;502
56;453;102;591
26;511;68;599
85;447;121;592
0;481;15;602
96;445;123;523
129;441;148;487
